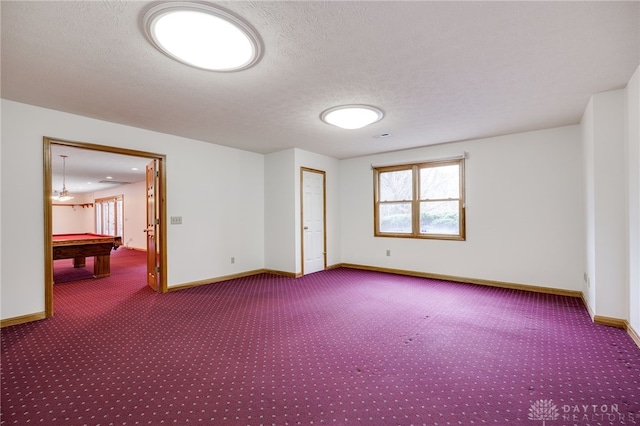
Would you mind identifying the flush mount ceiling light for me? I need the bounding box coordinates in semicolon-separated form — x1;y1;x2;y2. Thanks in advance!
320;105;384;130
143;2;263;72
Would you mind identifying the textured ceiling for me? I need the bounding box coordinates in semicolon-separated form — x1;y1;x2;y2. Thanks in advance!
2;0;639;166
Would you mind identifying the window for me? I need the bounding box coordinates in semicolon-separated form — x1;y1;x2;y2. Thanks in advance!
95;195;124;237
374;159;465;240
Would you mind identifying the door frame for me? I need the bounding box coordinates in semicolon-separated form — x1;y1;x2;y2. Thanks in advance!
43;137;167;318
300;167;327;275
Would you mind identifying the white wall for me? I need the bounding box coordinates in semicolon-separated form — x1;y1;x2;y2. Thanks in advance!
581;89;628;320
264;148;341;275
1;99;265;320
52;193;95;234
341;126;584;291
93;181;146;250
581;98;597;311
264;149;297;273
626;66;640;332
0;101;3;311
3;66;638;324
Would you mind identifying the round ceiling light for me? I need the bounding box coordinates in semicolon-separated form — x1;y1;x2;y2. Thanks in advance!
143;2;263;72
320;105;384;130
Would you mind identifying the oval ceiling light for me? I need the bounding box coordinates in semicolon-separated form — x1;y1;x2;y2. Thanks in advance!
143;2;263;72
320;105;384;130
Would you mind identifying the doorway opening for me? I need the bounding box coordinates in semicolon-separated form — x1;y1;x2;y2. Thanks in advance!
43;137;167;318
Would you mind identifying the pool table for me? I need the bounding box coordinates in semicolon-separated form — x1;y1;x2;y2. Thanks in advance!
52;233;122;278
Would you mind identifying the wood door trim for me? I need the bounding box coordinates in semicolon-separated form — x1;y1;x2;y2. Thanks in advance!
146;160;160;291
43;137;168;318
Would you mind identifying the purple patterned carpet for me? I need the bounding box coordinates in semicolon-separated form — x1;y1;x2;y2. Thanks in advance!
2;249;639;425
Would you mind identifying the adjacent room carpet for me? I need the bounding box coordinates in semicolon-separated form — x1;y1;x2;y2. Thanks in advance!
2;249;639;425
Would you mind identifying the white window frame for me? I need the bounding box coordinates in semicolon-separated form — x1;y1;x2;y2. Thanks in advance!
95;195;124;237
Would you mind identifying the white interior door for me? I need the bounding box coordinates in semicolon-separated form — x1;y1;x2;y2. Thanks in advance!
302;169;326;275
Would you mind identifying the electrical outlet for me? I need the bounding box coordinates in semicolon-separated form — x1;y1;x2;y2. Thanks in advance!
231;257;235;264
170;216;182;225
386;250;391;256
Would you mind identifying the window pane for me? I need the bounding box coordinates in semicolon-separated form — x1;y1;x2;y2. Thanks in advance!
110;201;115;235
95;203;102;234
379;202;412;233
420;200;459;235
420;165;459;199
102;203;110;234
116;199;123;237
380;170;412;201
